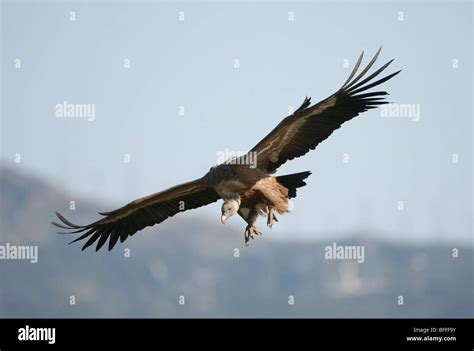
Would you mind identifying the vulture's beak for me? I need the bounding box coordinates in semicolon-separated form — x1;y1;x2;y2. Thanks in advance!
221;215;226;224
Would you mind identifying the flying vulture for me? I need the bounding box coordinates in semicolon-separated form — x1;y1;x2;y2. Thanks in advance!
52;47;400;251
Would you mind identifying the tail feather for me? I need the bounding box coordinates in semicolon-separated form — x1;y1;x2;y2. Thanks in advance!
276;171;311;198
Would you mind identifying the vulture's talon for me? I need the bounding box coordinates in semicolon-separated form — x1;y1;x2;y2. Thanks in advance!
267;210;278;228
245;224;262;245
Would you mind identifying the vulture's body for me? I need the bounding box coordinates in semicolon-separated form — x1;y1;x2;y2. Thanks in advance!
210;164;309;241
52;48;400;251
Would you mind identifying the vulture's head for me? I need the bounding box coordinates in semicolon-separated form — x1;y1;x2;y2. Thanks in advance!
221;198;240;224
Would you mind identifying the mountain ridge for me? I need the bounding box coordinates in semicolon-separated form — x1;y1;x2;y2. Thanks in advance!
0;165;472;317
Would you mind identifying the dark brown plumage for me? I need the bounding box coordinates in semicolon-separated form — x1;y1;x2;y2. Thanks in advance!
249;47;400;173
53;179;220;251
52;47;400;251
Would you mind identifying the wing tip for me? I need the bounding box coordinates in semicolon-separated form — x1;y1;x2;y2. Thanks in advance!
54;211;83;228
51;221;62;229
342;47;388;91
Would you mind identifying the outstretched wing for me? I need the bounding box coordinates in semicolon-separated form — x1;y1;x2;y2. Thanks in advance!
52;178;220;251
249;47;401;173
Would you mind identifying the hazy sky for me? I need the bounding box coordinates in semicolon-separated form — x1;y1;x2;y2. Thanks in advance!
1;0;472;244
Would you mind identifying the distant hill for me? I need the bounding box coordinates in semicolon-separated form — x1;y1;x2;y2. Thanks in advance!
0;165;472;317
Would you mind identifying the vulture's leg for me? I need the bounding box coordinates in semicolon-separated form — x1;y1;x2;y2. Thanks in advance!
243;210;261;246
267;208;278;228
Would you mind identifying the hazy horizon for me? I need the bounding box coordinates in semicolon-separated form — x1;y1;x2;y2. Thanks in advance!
1;0;473;322
1;1;472;245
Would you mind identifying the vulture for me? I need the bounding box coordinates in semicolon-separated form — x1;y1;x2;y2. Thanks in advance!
52;47;400;251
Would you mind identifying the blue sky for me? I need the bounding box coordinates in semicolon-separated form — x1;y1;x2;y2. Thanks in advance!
1;0;472;244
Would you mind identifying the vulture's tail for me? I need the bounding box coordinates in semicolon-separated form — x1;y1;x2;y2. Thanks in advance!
276;171;311;199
